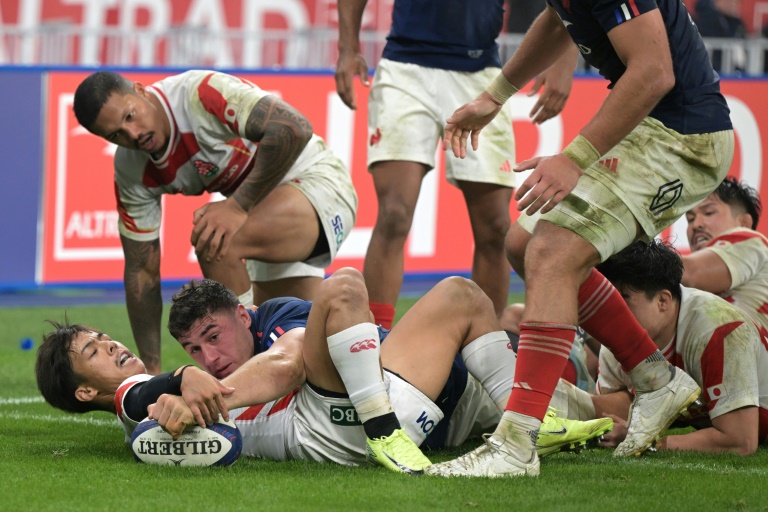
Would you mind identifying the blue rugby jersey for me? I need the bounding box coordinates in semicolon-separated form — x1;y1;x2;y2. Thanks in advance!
546;0;731;134
248;297;389;354
382;0;505;72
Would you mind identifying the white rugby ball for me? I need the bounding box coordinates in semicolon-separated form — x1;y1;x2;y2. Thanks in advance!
131;417;242;467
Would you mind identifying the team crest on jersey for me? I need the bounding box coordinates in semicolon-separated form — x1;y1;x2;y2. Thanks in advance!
194;160;219;177
468;49;484;58
370;128;382;147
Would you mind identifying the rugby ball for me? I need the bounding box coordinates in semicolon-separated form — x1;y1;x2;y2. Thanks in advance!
130;417;242;467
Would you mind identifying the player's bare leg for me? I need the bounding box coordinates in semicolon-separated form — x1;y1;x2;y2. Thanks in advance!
458;180;514;317
363;161;428;328
253;276;323;303
200;184;323;302
302;268;431;474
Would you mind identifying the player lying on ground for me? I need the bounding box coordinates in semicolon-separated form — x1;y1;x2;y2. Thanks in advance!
35;270;613;471
551;240;768;454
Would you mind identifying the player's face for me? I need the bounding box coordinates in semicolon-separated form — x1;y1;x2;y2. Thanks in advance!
618;289;667;344
685;195;742;251
177;306;254;379
91;83;170;158
70;331;146;394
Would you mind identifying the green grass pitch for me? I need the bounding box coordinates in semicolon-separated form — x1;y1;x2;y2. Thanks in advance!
1;297;767;512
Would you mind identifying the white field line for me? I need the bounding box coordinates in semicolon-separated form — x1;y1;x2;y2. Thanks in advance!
0;396;45;405
0;395;118;427
0;410;119;428
612;456;768;477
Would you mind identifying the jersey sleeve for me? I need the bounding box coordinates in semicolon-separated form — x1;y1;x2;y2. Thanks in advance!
706;231;768;291
114;150;162;241
590;0;659;34
253;297;312;352
192;71;271;140
596;347;633;395
700;319;760;420
115;373;153;442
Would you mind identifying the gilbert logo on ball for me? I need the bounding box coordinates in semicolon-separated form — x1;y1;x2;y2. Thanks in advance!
131;416;242;466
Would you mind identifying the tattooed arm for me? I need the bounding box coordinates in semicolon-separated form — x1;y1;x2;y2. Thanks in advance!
233;95;313;211
190;95;313;261
122;235;163;375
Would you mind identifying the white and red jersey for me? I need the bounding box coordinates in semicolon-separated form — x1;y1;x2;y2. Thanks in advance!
114;373;153;442
704;227;768;337
597;286;768;441
229;389;300;462
115;70;332;241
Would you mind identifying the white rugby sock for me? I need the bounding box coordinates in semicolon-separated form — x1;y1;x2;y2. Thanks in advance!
237;286;254;307
327;323;392;423
461;331;517;411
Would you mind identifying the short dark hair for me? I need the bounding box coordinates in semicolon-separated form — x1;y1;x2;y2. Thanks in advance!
73;71;134;132
596;240;683;301
714;176;762;230
168;280;240;340
35;321;98;414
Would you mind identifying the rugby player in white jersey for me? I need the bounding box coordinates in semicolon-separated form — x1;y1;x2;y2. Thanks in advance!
72;70;357;375
35;270;613;472
683;176;768;337
553;240;768;454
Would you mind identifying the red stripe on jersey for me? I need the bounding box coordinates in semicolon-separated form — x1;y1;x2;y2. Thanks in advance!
275;326;285;336
237;403;267;421
115;182;154;233
114;377;143;420
267;388;299;416
628;0;640;16
758;303;768;315
710;230;768;248
235;388;299;420
142;133;200;188
700;321;743;409
759;407;768;443
207;139;256;195
198;73;240;133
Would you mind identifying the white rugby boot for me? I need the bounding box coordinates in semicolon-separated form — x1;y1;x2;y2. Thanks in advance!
614;367;701;457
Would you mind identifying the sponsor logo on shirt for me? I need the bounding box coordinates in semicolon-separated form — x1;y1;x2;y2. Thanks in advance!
330;405;361;426
194;160;219;177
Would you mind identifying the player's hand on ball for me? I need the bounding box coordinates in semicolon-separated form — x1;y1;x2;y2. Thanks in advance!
514;153;583;215
149;394;195;439
443;92;503;159
179;366;235;427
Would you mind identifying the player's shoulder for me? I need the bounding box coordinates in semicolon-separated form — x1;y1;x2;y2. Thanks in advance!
710;227;768;248
679;286;751;332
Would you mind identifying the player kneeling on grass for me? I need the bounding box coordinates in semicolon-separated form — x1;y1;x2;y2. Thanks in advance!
35;269;612;471
551;240;768;455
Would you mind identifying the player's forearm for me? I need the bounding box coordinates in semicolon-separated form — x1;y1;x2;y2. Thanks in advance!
234;97;313;212
337;0;368;53
681;252;733;294
221;336;306;409
122;236;163;373
579;60;673;156
662;428;757;455
500;6;573;89
592;390;632;421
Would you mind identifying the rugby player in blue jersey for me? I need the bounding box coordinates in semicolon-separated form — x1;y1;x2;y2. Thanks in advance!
429;0;734;477
335;0;579;327
35;269;613;472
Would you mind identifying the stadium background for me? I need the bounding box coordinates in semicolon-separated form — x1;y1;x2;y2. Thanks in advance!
1;0;767;290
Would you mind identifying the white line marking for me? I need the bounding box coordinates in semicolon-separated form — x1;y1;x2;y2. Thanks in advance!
613;457;768;477
0;411;119;427
0;396;44;405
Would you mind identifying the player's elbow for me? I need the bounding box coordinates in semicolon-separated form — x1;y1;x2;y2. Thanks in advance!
734;436;759;456
270;350;306;390
653;62;675;98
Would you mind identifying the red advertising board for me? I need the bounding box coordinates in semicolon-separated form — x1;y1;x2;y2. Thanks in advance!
41;71;768;284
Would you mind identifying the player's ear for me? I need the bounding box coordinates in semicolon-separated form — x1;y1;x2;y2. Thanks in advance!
738;212;754;229
236;304;252;328
657;289;674;312
133;81;148;98
75;384;98;403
